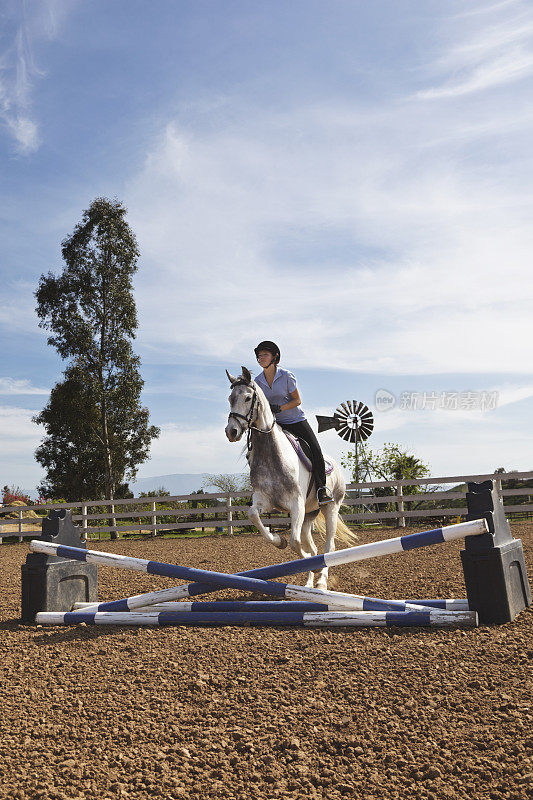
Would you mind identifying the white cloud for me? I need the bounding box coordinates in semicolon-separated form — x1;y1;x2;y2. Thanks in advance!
491;382;533;407
126;81;533;376
0;405;44;490
0;279;46;335
416;2;533;99
0;0;73;154
143;421;246;476
417;49;533;100
0;404;40;441
0;378;49;395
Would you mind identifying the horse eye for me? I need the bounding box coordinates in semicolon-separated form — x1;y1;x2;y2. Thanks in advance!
244;396;252;402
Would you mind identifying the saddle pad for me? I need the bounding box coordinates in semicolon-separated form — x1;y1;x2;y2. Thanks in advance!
283;430;334;475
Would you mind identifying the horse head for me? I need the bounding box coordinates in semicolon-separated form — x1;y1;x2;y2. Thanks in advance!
225;366;257;442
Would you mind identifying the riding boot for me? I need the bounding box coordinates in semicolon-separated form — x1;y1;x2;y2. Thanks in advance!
317;486;334;505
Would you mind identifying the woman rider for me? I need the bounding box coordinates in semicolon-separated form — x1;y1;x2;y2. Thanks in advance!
253;340;333;505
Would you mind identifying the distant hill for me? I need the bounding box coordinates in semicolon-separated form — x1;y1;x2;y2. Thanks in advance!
131;473;211;496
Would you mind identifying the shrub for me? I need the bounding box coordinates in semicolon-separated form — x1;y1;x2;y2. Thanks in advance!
2;485;32;506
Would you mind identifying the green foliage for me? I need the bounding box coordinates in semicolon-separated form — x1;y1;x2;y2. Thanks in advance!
34;198;159;503
139;487;171;498
115;482;133;499
342;441;430;494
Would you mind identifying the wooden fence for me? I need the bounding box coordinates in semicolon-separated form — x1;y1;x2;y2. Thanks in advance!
1;470;532;542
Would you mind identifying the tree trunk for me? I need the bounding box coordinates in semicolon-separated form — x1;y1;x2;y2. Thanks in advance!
102;404;116;539
100;271;116;539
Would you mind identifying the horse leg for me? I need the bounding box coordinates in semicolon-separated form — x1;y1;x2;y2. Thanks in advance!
300;511;319;588
287;495;309;572
315;501;339;591
248;495;287;549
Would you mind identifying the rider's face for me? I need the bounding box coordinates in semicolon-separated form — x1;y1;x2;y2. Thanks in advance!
257;350;275;367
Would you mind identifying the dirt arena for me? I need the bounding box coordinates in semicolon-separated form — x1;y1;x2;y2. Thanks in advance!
1;523;532;800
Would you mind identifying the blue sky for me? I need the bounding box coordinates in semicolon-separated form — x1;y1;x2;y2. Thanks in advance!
1;0;532;494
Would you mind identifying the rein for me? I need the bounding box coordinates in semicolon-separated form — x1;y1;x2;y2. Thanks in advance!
228;383;275;451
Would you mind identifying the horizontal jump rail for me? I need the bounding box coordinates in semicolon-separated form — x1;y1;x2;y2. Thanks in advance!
73;598;470;612
35;609;478;628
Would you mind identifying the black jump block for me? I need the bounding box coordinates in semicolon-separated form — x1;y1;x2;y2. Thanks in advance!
21;509;98;623
460;480;531;624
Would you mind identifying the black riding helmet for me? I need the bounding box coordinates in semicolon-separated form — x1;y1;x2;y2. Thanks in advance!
254;341;280;364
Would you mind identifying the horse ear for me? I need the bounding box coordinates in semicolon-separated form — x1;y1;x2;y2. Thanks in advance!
226;369;237;384
241;366;252;383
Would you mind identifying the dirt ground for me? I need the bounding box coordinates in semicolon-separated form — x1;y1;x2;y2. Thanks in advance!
1;522;532;800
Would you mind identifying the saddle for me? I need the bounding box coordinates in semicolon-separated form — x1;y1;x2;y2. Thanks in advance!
282;430;334;476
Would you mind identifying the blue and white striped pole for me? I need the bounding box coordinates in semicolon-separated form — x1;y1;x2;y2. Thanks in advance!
35;609;478;627
73;600;342;612
72;598;470;612
29;539;441;613
401;599;469;611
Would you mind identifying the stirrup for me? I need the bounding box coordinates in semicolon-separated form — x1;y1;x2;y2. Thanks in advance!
317;486;333;505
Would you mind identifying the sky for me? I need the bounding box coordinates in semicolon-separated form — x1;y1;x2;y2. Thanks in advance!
1;0;532;495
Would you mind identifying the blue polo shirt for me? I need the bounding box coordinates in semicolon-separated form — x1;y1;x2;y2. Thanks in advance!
254;367;306;424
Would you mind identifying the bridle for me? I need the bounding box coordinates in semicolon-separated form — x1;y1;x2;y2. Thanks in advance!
228;381;275;451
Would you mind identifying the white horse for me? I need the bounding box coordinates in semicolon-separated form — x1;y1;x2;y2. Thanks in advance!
224;366;356;590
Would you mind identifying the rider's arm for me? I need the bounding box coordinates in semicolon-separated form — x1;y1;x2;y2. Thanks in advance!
280;389;301;412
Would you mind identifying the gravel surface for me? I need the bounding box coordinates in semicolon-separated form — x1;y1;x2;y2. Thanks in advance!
1;523;532;800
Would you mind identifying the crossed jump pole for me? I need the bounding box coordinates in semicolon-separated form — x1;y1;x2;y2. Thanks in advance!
30;518;486;627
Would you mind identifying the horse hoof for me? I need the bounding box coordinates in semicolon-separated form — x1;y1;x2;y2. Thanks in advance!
276;536;288;549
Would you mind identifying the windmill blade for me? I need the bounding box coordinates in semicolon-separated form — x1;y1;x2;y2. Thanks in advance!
354;401;365;416
339;425;357;444
340;402;350;416
347;400;354;414
316;415;340;433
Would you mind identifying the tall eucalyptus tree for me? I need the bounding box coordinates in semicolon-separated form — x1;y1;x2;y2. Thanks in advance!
35;198;159;533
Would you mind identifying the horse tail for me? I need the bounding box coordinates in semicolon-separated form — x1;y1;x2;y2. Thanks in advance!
313;510;358;544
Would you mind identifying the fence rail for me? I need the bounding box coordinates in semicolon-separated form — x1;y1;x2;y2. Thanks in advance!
1;470;532;542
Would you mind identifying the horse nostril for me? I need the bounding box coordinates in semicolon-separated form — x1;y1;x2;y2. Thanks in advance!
232;428;238;438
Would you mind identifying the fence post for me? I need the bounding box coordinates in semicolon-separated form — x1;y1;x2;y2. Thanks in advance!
108;501;117;540
18;509;23;542
151;501;157;538
82;504;87;541
226;494;233;535
396;484;405;528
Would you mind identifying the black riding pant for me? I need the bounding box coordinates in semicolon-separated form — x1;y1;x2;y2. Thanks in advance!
279;419;326;491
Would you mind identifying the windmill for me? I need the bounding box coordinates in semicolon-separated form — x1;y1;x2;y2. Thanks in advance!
316;400;374;483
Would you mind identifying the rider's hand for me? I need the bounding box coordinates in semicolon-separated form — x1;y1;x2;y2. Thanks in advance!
269;403;282;414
